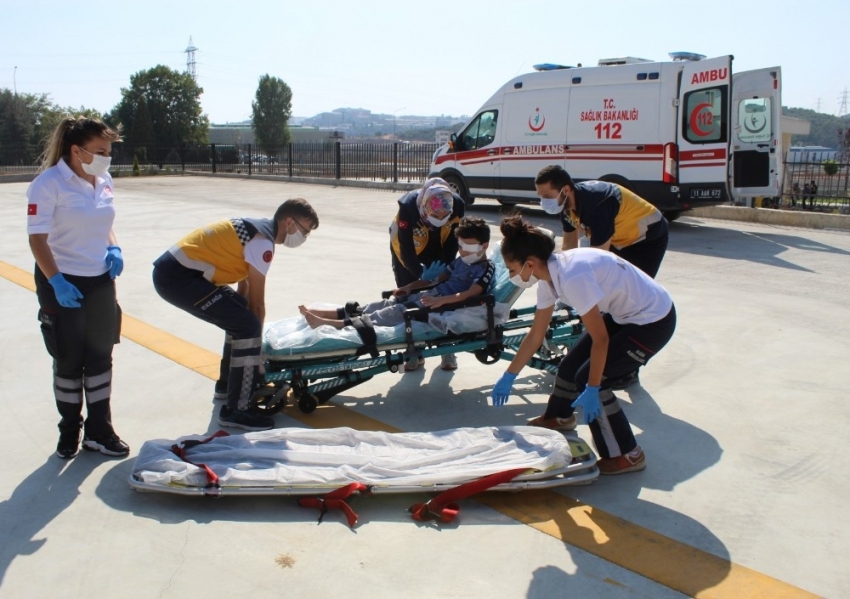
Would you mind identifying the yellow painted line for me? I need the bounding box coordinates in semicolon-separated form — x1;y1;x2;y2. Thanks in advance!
0;260;36;291
478;492;820;599
1;260;821;598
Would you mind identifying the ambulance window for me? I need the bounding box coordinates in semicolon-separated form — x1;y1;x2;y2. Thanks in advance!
459;110;498;150
683;86;727;144
737;98;771;144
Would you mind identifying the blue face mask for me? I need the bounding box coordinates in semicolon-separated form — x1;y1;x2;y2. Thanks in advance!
539;189;564;214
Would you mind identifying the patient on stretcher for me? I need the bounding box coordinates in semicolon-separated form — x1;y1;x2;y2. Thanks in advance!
299;217;494;330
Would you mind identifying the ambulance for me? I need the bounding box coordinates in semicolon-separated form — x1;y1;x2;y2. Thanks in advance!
429;53;782;219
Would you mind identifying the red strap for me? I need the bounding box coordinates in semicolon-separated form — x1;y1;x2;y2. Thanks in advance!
298;482;372;528
170;430;231;492
408;468;528;523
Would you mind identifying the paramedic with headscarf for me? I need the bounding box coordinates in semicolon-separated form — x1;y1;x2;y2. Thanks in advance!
27;116;129;460
489;215;676;475
389;178;465;287
152;198;319;432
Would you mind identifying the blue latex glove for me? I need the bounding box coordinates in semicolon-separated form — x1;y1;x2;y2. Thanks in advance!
571;385;602;424
48;273;83;308
420;260;447;282
491;371;518;407
105;245;124;279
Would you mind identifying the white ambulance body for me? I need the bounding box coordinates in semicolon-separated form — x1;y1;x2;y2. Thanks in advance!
429;53;782;218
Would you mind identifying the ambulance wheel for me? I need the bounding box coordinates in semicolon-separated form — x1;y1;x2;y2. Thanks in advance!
663;210;681;222
252;385;287;415
297;393;318;414
443;174;474;206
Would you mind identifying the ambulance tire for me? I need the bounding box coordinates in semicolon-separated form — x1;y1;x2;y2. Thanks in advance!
663;210;682;222
598;174;635;194
443;174;474;206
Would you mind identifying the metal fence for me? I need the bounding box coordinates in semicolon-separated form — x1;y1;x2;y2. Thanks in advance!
0;141;439;184
781;151;850;211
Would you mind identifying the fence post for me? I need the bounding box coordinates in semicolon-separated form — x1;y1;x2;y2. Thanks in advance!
288;143;293;177
247;144;251;176
210;144;217;174
334;141;341;180
393;142;399;183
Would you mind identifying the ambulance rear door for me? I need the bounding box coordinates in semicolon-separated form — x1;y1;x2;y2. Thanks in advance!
730;67;782;198
676;55;732;204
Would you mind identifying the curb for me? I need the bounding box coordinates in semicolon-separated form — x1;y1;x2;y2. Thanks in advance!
688;205;850;231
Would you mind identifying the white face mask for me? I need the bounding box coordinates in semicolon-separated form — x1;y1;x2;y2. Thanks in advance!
283;221;307;248
427;214;450;227
509;263;539;288
461;252;483;265
78;147;112;177
539;189;564;215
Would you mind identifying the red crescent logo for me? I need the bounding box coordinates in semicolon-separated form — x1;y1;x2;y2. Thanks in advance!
689;102;714;137
263;250;273;263
528;108;545;132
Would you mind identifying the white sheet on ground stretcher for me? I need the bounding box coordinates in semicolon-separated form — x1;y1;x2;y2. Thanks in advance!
133;426;571;488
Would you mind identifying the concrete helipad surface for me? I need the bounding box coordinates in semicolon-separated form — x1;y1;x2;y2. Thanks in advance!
1;176;847;599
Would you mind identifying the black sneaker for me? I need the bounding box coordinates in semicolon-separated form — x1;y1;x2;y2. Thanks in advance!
218;405;275;431
212;383;228;402
82;434;130;457
607;370;640;391
56;427;82;459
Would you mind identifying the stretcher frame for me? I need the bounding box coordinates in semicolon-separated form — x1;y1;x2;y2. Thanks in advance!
255;292;586;415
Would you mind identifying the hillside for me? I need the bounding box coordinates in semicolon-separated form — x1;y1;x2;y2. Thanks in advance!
783;107;850;148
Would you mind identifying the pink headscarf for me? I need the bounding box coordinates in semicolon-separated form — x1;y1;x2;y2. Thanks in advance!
416;178;454;220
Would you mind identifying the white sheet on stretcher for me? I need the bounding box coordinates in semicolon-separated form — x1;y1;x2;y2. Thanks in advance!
133;426;572;489
263;302;511;354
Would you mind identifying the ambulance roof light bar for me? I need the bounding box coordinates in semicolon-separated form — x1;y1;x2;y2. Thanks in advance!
668;51;706;62
532;63;574;71
597;56;652;66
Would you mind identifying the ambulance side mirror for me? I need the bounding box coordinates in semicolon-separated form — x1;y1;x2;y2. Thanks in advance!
449;133;460;152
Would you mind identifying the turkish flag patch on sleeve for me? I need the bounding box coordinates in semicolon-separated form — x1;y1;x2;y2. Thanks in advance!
27;204;37;215
398;220;409;230
263;250;273;263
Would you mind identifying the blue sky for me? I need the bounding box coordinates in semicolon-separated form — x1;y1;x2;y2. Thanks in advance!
1;0;848;122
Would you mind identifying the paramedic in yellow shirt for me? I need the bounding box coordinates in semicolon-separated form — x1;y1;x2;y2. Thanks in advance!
152;198;318;431
534;165;668;278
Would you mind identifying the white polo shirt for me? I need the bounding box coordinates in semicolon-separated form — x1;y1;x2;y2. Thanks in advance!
26;158;115;276
537;248;672;326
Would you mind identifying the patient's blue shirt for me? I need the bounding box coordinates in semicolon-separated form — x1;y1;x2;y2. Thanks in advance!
433;257;495;296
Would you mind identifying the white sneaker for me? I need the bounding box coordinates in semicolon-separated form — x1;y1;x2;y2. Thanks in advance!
440;353;458;371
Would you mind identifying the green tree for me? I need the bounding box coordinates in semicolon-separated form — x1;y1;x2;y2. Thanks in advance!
251;75;292;152
113;65;209;150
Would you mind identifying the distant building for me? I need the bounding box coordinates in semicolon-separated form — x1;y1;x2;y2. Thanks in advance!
786;146;838;162
208;123;344;145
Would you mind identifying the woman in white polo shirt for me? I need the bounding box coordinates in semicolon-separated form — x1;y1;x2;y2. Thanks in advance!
27;116;129;459
489;215;676;475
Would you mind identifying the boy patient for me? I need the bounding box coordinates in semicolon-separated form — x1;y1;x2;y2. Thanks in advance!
300;217;494;329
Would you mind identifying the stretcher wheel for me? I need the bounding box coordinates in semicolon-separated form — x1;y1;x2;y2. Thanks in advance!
474;347;502;365
252;385;288;415
297;393;319;414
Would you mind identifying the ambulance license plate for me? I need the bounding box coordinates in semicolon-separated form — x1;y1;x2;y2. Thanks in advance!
689;188;722;200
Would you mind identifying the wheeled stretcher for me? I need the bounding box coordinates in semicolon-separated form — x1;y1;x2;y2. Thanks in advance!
130;426;599;525
254;250;586;415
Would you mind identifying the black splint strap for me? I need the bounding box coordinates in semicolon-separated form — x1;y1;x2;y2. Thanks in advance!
349;313;379;358
336;301;364;320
